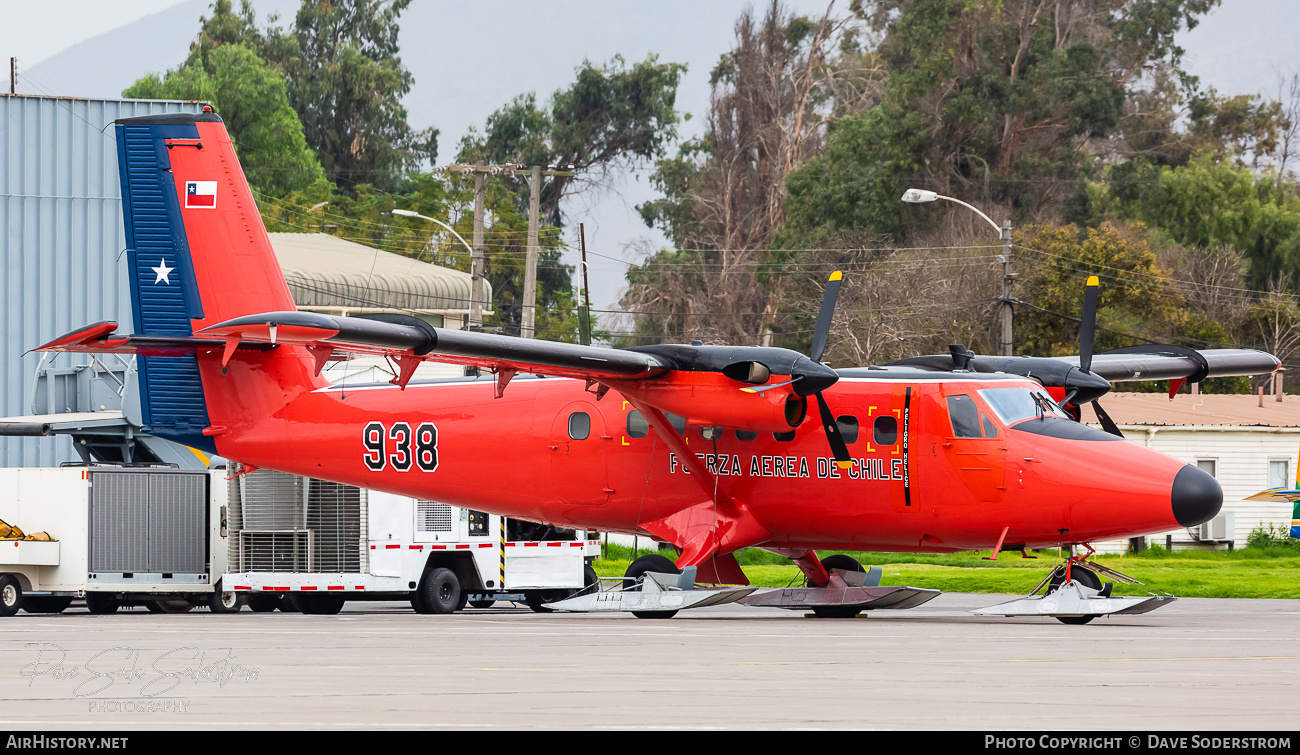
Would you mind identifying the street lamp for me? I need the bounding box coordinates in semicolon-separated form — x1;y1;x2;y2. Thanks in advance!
901;189;1015;356
392;208;482;330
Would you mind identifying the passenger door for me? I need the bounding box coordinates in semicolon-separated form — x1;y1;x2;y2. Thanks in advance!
940;391;1007;503
550;401;611;505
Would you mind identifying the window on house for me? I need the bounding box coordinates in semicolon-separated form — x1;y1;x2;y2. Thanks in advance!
1196;459;1218;478
1269;459;1290;489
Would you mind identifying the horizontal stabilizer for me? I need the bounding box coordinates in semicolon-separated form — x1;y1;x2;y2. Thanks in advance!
36;322;275;357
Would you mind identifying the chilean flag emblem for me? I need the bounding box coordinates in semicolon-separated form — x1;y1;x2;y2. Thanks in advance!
185;181;217;209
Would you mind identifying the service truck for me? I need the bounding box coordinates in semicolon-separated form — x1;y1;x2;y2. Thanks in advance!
223;467;599;614
0;465;236;615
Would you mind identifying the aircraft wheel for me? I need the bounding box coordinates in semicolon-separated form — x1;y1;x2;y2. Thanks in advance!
624;554;680;620
0;576;22;617
418;567;461;614
245;594;278;613
1048;564;1102;625
85;592;120;614
817;554;864;585
207;580;242;613
524;589;569;613
23;596;72;614
468;600;495;609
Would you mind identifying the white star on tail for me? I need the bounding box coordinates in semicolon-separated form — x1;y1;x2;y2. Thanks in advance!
152;259;174;284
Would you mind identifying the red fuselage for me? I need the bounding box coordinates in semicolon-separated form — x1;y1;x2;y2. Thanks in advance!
209;348;1189;554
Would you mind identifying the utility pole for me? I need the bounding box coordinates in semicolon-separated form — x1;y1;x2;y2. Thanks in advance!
1000;221;1014;356
578;223;592;346
439;162;574;336
521;164;542;339
470;171;487;330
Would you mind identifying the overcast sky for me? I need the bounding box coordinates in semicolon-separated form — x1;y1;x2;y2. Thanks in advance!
3;0;1297;311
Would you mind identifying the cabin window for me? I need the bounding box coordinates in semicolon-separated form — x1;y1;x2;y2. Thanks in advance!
568;412;591;440
626;410;648;438
836;415;859;444
624;408;650;439
981;413;998;438
667;413;687;435
946;395;982;438
735;430;758;441
701;426;724;440
773;430;796;442
873;416;898;446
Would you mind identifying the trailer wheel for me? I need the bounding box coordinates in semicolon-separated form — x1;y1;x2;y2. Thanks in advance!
524;590;570;613
0;576;22;617
275;595;300;612
149;599;194;613
245;594;278;613
294;594;345;615
418;567;461;614
84;593;120;614
410;590;431;614
468;599;495;609
207;580;242;613
23;596;72;614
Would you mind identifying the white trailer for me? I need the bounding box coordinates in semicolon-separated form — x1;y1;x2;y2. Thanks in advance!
0;465;235;615
223;469;600;614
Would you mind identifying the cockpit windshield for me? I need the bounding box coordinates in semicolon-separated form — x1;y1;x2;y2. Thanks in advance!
979;386;1068;425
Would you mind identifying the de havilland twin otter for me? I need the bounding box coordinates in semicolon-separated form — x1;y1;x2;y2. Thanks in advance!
39;110;1282;622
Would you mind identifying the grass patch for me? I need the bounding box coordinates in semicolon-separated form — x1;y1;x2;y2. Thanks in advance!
591;543;1300;598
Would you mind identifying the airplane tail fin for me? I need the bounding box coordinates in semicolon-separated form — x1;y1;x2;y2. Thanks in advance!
109;110;312;452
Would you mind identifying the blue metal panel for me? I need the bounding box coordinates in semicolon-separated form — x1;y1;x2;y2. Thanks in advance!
0;95;206;466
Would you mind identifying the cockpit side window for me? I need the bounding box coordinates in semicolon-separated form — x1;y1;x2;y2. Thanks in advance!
947;395;982;438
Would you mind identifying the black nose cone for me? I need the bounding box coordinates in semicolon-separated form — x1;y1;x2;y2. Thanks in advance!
1171;464;1222;527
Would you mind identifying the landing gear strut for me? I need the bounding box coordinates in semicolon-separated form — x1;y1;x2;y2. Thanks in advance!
974;544;1174;623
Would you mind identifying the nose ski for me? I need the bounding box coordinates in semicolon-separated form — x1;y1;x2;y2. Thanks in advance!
974;556;1175;623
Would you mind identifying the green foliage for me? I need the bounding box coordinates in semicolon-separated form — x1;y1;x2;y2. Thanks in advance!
123;42;325;198
1246;523;1300;551
459;55;686;225
1097;155;1300;288
1015;222;1179;356
276;0;437;191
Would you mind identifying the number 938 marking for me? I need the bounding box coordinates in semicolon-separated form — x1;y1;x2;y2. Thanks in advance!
363;421;438;472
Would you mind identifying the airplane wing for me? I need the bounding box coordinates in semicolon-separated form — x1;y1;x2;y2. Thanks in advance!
1049;346;1280;383
1244;488;1300;503
195;311;673;381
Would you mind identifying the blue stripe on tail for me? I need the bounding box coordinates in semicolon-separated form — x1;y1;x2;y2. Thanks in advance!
116;121;214;454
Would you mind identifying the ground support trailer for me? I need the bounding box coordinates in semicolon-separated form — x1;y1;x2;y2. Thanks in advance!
0;466;235;615
223;468;600;614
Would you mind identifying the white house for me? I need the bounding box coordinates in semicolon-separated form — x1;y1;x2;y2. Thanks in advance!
1086;392;1298;552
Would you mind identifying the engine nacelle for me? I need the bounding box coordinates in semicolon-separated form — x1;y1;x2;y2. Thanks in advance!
611;372;807;433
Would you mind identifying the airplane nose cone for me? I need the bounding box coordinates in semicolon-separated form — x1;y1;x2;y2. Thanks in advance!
792;357;838;396
1171;464;1222;527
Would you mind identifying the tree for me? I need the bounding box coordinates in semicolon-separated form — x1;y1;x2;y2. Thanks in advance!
274;0;437;191
458;54;686;225
628;2;881;344
123;43;325;198
1097;155;1300;288
780;0;1223;245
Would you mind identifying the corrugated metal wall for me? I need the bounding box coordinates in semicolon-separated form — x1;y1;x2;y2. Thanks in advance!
0;95;204;467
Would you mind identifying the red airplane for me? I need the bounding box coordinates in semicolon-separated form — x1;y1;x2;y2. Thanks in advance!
38;111;1281;620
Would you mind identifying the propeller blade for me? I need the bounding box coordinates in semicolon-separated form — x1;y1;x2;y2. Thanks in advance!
1079;275;1099;373
740;375;804;394
1092;400;1124;438
815;391;853;468
809;271;843;364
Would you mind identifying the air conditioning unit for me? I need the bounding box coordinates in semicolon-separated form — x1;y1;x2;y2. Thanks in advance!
1194;512;1235;541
